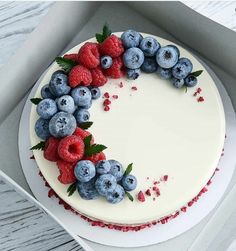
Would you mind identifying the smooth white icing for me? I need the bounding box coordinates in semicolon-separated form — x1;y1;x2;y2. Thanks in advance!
30;33;225;225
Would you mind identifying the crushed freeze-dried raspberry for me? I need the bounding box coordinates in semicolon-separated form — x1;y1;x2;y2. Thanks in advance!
112;95;118;99
103;99;111;106
137;191;145;202
153;181;158;185
197;87;202;93
163;175;168;181
104;106;110;112
156;188;161;196
145;189;151;196
152;186;158;191
181;207;187;212
197;96;204;102
103;92;110;98
119;82;124;88
131;86;138;91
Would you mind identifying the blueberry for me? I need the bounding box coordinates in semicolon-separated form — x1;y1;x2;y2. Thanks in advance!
121;175;137;191
74;109;90;123
34;118;50;140
56;95;75;114
95;174;117;196
36;98;57;119
121;30;143;48
157;67;172;80
49;70;71;97
90;87;101;100
41;84;55;99
100;56;112;69
106;184;125;204
167;45;180;57
141;57;158;73
96;160;111;175
77;178;99;200
49;111;76;138
123;48;144;69
184;75;198;87
172;58;193;79
171;78;185;88
71;87;92;107
139;37;160;57
108;160;124;181
127;68;141;80
156;45;179;69
74;160;96;183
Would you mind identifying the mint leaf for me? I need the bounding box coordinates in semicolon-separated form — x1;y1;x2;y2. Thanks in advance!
30;98;42;105
85;144;107;157
30;141;45;151
124;163;133;176
191;70;203;77
55;57;76;73
95;33;104;43
83;135;92;149
126;192;134;202
78;121;93;130
95;23;112;43
67;182;77;196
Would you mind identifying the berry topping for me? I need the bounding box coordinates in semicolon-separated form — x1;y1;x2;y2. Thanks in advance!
104;106;110;112
157;67;172;80
184;75;198;87
90;87;101;100
100;55;113;69
68;65;92;87
123;47;144;69
108;160;124;181
56;95;75;114
36;99;58;119
63;53;79;63
57;160;77;184
90;67;107;87
95;174;117;196
139;37;160;57
197;96;204;102
74;109;90;123
35;118;50;140
96;160;111;174
103;57;125;79
77;178;99;200
99;34;124;57
172;58;193;80
156;45;179;69
127;68;141;80
106;184;125;204
49;71;71;97
121;30;142;48
137;191;145;202
121;174;137;191
78;42;100;69
73;127;94;143
71;86;92;107
141;57;158;73
58;135;84;162
44;137;60;162
83;151;106;164
41;84;55;99
171;78;184;88
74;160;96;182
112;95;118;99
103;92;110;98
131;86;138;91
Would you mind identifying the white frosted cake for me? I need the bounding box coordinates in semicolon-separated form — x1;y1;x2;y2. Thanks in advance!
30;30;225;230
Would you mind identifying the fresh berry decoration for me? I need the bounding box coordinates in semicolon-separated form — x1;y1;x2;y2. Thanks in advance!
68;65;92;87
156;45;179;69
95;174;117;196
63;53;79;63
100;55;113;69
127;68;141;80
139;37;160;57
77;178;99;200
91;67;107;87
57;160;77;184
103;57;125;78
49;70;71;96
100;34;124;57
71;86;92;107
90;87;101;100
74;160;96;182
56;95;75;114
35;118;50;140
121;30;142;48
123;47;144;69
43;137;60;162
74;109;90;123
36;99;57;119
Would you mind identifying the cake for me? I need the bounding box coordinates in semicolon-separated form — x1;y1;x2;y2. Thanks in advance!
30;26;225;231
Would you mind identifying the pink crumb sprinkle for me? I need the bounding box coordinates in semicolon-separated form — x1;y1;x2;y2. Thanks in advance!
153;181;158;185
163;175;168;181
197;87;202;93
197;96;204;102
104;92;110;98
103;99;111;106
131;86;138;91
156;188;161;196
193;92;198;97
152;186;158;191
104;106;110;112
119;82;123;88
145;189;151;196
137;191;145;202
112;95;118;99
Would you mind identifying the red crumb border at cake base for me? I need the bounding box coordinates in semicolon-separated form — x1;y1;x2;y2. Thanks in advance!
38;166;220;232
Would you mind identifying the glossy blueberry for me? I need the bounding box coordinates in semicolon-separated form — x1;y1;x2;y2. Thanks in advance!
184;75;198;87
108;160;124;181
36;98;57;119
41;84;55;99
106;184;125;204
96;160;111;175
157;67;172;80
156;45;179;69
77;178;99;200
139;37;160;57
71;87;92;107
49;70;71;97
56;95;75;114
95;174;117;196
172;58;193;79
121;30;143;48
127;68;141;80
141;57;158;73
74;160;96;183
34;118;50;140
121;174;137;191
171;78;185;88
123;48;144;69
49;111;76;138
100;56;112;69
74;109;90;123
90;87;101;100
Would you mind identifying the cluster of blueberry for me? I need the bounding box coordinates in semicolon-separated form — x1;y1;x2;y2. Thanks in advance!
35;70;101;140
74;160;137;203
121;30;199;88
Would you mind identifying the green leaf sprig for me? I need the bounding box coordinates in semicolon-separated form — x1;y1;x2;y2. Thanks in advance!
191;70;203;77
55;57;77;73
125;192;134;202
83;135;107;157
30;98;42;105
30;141;45;151
78;121;93;130
95;23;112;43
67;182;77;196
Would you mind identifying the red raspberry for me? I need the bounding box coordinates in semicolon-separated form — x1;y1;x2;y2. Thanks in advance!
58;135;84;162
83;152;106;164
73;127;94;144
57;160;76;184
44;137;60;162
103;57;125;79
91;67;107;87
68;65;92;87
63;53;79;63
78;42;100;69
99;35;124;57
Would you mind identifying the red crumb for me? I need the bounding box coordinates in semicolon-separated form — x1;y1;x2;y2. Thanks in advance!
103;99;111;106
152;186;158;191
145;189;151;196
193;92;198;97
146;177;150;180
104;92;110;98
156;188;161;196
30;155;35;159
112;95;118;99
153;181;158;185
131;86;138;91
104;106;110;112
119;82;123;88
137;191;145;202
163;175;168;181
181;207;187;212
197;96;204;102
197;87;202;93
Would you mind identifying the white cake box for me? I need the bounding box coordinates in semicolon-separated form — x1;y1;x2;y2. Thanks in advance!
0;2;236;251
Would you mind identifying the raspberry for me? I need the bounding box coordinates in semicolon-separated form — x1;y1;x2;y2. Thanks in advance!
44;137;60;162
91;67;107;87
103;57;125;79
100;35;124;57
58;135;84;162
68;65;92;87
78;42;100;69
83;152;106;164
137;191;145;202
57;160;76;184
63;53;79;63
73;127;94;144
